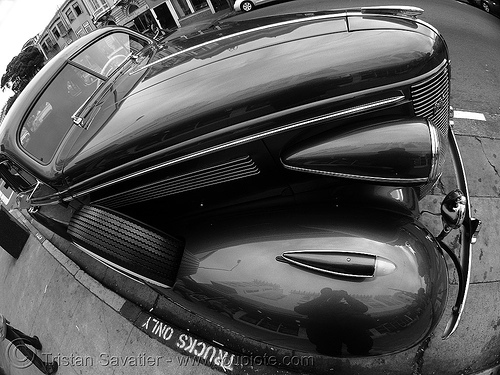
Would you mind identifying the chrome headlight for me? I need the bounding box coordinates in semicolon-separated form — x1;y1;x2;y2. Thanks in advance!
281;118;445;187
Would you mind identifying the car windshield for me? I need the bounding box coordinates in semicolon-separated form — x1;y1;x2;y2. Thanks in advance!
19;32;148;164
20;64;103;163
72;32;147;77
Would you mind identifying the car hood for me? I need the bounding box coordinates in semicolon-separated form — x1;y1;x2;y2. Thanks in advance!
55;11;445;192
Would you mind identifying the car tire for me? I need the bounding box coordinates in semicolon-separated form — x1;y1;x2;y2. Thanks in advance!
241;1;254;12
481;1;491;12
67;205;185;287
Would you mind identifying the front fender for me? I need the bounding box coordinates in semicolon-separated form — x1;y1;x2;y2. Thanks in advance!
173;205;448;357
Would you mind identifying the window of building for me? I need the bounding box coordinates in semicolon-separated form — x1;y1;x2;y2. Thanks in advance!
190;0;208;11
131;11;155;33
45;38;54;49
172;0;192;16
52;20;68;40
75;27;85;38
66;8;75;22
73;2;82;16
83;21;93;34
127;4;139;15
57;21;67;35
88;0;98;11
52;27;60;39
88;0;107;12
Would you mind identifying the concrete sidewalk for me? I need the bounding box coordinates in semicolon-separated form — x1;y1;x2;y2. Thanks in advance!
0;210;222;375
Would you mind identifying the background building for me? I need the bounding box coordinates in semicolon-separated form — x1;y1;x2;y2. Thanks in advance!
37;0;232;61
38;0;95;60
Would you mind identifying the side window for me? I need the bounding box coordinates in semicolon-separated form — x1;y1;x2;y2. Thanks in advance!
20;65;103;163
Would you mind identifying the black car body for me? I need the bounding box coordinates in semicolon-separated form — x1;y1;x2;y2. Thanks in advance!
0;5;479;364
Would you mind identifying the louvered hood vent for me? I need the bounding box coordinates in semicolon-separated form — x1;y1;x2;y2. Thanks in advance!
411;63;450;136
411;62;450;197
95;156;260;208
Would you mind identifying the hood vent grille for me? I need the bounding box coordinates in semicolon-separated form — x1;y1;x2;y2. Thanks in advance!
411;63;450;136
95;156;260;208
411;62;450;196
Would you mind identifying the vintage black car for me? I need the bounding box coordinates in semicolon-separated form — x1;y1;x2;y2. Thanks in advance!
0;5;480;363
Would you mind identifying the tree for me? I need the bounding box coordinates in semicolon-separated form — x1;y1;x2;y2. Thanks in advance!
3;93;20;116
1;46;45;114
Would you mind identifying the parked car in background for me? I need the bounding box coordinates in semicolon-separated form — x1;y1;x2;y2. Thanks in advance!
234;0;280;12
0;4;480;370
468;0;500;16
481;0;500;15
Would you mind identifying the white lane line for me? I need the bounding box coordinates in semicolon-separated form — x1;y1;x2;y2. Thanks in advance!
454;110;486;121
0;180;14;205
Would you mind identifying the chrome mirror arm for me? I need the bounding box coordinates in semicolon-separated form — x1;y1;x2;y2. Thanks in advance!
15;180;41;210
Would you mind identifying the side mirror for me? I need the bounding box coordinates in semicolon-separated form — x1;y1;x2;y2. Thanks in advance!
438;189;466;239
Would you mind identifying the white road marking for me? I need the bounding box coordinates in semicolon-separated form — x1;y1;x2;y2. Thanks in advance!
0;180;14;205
454;110;486;121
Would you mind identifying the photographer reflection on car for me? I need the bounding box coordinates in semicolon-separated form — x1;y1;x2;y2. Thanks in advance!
0;313;58;374
294;288;375;356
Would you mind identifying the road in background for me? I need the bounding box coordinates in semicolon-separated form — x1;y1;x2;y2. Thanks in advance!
229;0;500;117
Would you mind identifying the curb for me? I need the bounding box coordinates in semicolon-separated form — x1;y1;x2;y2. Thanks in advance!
10;209;127;315
8;209;246;374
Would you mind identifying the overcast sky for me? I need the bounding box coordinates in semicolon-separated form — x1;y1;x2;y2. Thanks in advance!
0;0;64;109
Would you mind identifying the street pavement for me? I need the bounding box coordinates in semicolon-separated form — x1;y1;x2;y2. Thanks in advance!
0;209;224;375
1;5;500;375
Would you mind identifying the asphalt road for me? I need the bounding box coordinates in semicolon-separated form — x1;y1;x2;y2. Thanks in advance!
231;0;500;117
